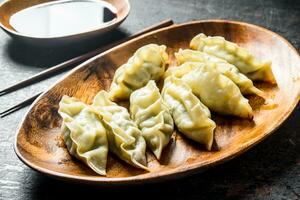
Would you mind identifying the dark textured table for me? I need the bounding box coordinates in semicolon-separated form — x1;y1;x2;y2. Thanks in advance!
0;0;299;199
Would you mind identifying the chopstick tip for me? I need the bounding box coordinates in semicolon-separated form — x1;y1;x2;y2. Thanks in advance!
0;91;6;97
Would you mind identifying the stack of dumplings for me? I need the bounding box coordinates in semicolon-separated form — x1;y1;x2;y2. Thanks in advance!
190;33;276;83
58;35;276;175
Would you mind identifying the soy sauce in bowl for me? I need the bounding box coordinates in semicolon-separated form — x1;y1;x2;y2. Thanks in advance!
9;0;117;38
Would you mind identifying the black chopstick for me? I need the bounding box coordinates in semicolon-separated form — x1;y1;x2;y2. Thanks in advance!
0;19;174;117
0;92;42;118
0;19;174;97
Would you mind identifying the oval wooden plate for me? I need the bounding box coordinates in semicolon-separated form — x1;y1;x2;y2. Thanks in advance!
14;20;300;185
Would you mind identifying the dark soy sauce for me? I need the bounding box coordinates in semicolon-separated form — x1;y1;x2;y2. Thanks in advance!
9;0;117;37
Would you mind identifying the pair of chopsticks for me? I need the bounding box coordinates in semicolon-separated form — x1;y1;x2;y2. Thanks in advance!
0;19;174;118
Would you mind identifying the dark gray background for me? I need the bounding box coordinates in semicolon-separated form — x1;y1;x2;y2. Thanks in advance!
0;0;299;199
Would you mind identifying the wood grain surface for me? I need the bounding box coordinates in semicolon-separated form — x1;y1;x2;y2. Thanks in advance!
1;0;300;199
14;20;300;184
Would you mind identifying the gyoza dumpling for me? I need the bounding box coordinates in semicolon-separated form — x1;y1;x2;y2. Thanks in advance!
172;50;263;96
130;81;174;159
180;63;253;119
190;33;276;83
109;44;168;101
92;91;148;170
58;96;108;175
162;76;216;150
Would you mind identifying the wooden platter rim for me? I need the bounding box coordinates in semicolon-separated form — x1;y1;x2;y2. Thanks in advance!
14;19;300;185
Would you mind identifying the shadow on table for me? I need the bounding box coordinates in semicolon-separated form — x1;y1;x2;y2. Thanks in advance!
21;101;299;200
4;28;129;69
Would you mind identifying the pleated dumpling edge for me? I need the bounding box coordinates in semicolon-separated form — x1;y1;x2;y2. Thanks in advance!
190;33;276;84
130;80;174;160
58;95;108;176
92;90;149;171
162;76;216;150
109;44;169;101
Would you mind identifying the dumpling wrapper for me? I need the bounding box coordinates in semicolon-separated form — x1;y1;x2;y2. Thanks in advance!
58;96;108;176
92;91;148;170
180;62;253;119
109;44;168;101
190;33;276;83
130;80;174;159
174;49;263;96
162;76;216;150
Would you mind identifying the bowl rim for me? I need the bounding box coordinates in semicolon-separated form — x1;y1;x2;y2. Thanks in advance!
0;0;130;40
14;19;300;185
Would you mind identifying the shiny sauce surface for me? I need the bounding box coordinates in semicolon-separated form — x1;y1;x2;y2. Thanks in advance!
9;0;117;37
